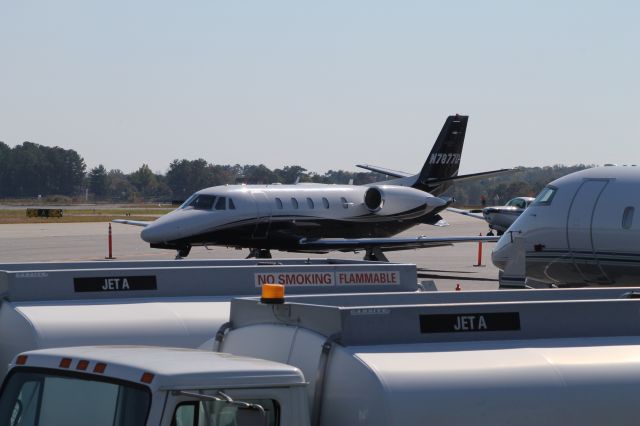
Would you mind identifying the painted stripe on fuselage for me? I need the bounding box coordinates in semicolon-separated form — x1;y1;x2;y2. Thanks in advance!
525;249;640;286
163;214;428;251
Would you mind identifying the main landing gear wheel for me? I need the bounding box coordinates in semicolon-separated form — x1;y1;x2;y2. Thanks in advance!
247;248;273;259
175;246;192;259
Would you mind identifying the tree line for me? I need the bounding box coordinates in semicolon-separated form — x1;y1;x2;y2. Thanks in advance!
448;164;594;206
0;141;592;205
0;142;86;198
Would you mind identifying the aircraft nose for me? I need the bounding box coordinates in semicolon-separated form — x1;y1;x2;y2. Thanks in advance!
491;233;515;271
140;223;165;243
140;209;210;243
491;251;508;270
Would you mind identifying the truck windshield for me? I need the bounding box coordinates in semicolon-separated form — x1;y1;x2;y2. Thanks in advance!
0;368;150;426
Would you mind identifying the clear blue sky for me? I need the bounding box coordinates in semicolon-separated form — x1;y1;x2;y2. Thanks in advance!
1;1;638;175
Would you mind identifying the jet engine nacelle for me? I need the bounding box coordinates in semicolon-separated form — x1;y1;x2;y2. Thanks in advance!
364;187;384;212
362;185;445;219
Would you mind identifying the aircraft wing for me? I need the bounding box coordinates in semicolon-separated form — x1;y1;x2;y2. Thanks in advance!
298;235;498;252
446;207;485;220
112;219;151;227
356;164;412;178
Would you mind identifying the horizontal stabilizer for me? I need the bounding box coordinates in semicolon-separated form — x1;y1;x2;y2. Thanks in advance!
356;164;411;178
428;168;514;185
112;219;151;227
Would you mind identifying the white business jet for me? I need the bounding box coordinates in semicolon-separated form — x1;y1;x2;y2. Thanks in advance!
116;115;508;260
492;165;640;286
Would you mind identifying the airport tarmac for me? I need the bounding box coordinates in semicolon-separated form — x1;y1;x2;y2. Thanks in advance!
0;212;499;291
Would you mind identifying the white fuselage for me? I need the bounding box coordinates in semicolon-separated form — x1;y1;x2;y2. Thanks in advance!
492;166;640;286
116;114;505;257
141;183;445;251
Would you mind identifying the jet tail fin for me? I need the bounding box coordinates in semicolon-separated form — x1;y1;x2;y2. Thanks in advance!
371;114;512;192
412;115;468;195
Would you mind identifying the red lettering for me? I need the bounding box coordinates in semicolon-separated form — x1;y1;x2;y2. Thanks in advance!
338;271;399;285
271;272;335;286
256;274;277;286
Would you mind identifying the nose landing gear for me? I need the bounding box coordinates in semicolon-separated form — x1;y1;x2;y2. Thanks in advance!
246;248;273;259
175;246;192;259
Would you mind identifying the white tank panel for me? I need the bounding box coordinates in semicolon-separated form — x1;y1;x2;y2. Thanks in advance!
222;324;328;409
0;298;230;377
226;322;640;426
344;337;640;425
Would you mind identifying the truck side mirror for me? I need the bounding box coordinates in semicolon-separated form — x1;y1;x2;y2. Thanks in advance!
235;406;267;426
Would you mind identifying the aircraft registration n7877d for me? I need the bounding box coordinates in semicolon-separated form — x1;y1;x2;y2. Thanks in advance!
115;115;509;260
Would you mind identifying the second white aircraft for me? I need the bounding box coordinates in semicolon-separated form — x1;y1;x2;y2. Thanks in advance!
493;165;640;286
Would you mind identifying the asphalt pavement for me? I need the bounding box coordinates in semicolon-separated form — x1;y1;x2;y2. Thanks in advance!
0;211;499;291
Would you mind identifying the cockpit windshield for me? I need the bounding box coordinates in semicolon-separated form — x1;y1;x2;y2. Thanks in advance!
533;186;557;206
181;194;217;210
179;194;197;209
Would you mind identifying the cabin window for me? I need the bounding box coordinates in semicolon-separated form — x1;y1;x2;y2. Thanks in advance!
322;197;330;209
622;207;635;229
186;194;216;210
307;197;314;209
275;198;283;209
341;197;349;209
533;186;557;206
228;198;236;210
214;196;226;210
291;198;299;209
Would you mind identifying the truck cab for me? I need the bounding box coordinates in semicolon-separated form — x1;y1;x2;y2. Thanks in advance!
0;346;308;426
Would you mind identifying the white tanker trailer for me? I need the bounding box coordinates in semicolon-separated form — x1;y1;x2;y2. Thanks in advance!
2;286;640;425
0;259;418;379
